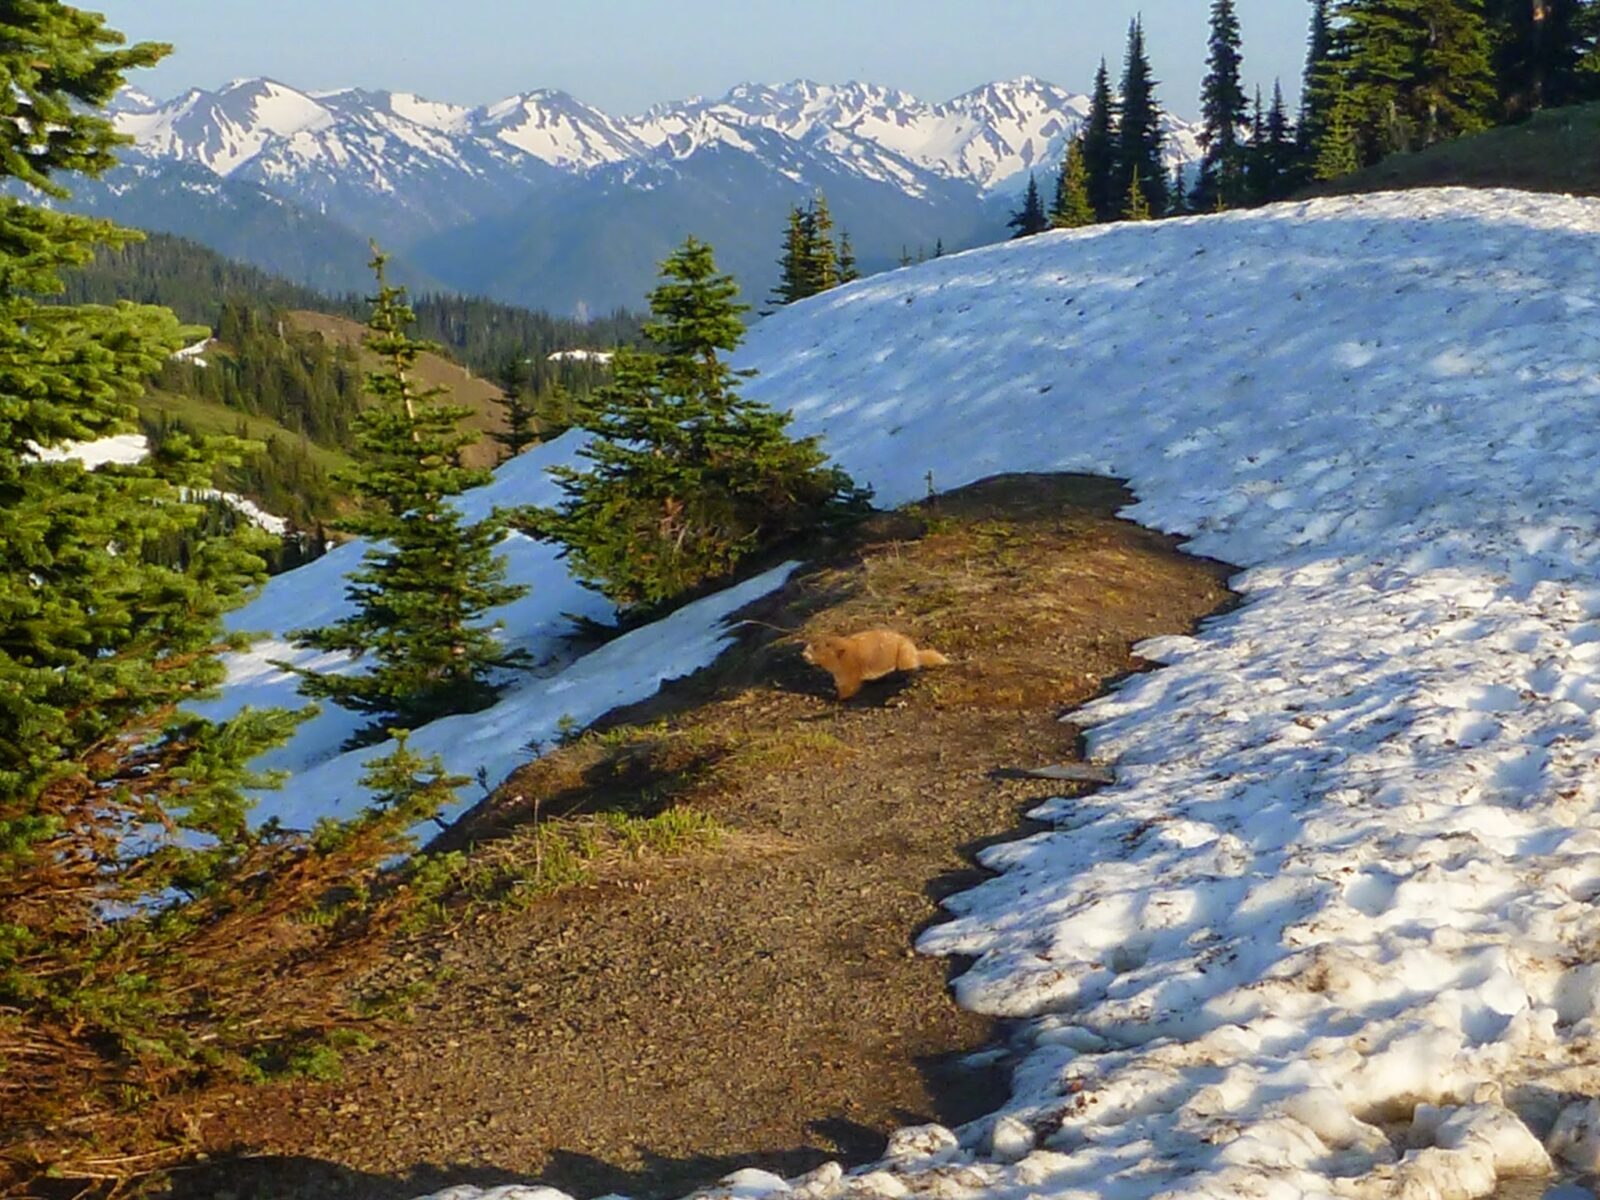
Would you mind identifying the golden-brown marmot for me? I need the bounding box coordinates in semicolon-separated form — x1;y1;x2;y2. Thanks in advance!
801;629;950;700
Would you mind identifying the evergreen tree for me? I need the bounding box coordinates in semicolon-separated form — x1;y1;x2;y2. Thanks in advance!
492;351;540;458
1260;80;1299;202
1123;167;1154;220
771;194;844;304
1314;85;1363;178
838;229;859;282
1082;58;1121;221
771;204;810;306
804;192;841;294
1300;0;1338;155
1329;0;1497;161
1168;163;1190;216
1051;137;1097;228
1485;0;1588;114
1008;172;1050;238
529;238;869;613
285;252;527;742
1116;17;1170;218
1243;87;1270;204
1198;0;1249;210
0;1;310;1140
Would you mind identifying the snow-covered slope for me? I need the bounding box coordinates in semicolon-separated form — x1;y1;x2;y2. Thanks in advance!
329;187;1600;1197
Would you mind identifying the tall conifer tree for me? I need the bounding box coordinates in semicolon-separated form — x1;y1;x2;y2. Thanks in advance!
772;204;810;306
1485;0;1588;114
1051;138;1097;228
0;1;311;1136
803;192;841;293
1197;0;1249;211
1116;18;1170;218
1260;80;1298;202
1300;0;1337;153
1329;0;1496;160
838;230;859;282
1008;172;1050;238
1081;59;1121;221
285;253;527;741
492;352;540;458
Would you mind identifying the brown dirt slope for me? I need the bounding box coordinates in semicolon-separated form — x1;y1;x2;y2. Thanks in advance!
288;310;508;469
164;474;1236;1200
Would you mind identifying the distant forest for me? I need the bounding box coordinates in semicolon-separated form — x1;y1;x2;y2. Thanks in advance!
58;231;642;379
55;232;642;548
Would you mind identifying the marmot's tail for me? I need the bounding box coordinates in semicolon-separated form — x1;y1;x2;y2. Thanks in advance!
917;648;951;668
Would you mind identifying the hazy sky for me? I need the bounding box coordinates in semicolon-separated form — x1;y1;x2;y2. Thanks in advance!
93;1;1312;117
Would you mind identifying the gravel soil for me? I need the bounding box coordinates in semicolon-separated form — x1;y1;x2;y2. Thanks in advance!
165;474;1236;1200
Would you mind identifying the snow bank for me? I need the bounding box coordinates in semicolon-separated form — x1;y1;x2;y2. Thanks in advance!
30;432;150;468
406;189;1600;1197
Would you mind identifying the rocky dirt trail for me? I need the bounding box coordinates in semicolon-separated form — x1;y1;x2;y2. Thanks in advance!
166;474;1235;1200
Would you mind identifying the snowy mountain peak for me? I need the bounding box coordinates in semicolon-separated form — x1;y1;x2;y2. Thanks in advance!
477;88;644;168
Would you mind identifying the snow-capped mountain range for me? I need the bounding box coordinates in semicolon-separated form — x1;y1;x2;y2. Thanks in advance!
91;76;1202;310
113;75;1199;198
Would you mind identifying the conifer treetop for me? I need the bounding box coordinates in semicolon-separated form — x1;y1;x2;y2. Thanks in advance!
645;235;748;361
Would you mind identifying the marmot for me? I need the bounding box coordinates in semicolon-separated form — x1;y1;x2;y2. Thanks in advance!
802;629;950;700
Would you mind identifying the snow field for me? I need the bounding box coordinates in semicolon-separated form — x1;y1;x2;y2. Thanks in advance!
728;188;1600;1198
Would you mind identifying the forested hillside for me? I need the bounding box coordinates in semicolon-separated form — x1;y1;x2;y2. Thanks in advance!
60;231;641;378
57;234;640;539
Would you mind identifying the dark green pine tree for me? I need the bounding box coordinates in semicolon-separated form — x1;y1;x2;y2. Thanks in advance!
491;351;540;459
771;194;843;304
0;3;306;1123
1116;17;1170;219
1243;87;1270;204
529;238;869;613
1081;58;1121;221
1260;79;1298;202
803;192;841;294
1300;0;1337;156
1051;137;1097;228
1197;0;1249;211
1330;0;1497;161
1485;0;1588;115
1168;163;1190;216
771;203;811;306
1008;172;1050;238
838;229;859;282
285;253;527;742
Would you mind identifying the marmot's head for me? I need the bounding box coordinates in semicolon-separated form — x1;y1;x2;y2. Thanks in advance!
802;637;843;669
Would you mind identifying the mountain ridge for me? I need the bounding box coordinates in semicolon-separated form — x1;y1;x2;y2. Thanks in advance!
100;75;1203;309
114;75;1201;200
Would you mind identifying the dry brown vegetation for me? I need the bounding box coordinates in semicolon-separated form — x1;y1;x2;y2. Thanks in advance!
287;310;509;469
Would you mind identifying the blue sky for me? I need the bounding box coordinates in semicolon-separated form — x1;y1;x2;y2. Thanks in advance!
94;1;1311;116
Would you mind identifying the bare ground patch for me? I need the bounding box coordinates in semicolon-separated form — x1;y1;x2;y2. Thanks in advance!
155;473;1236;1200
